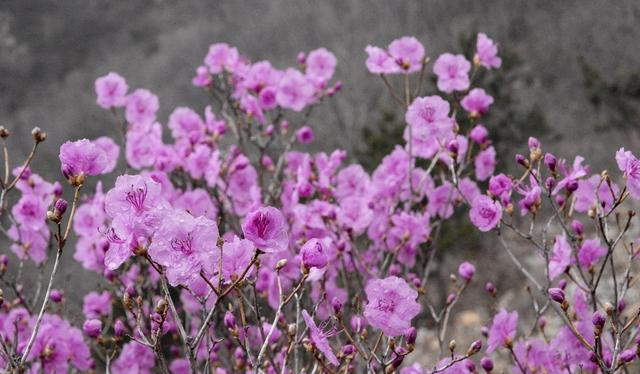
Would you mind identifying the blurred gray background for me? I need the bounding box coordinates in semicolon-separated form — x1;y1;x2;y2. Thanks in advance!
1;0;640;351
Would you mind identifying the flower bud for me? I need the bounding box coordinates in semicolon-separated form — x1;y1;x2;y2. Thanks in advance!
83;319;102;338
446;293;456;304
458;261;475;281
296;126;314;144
0;126;9;138
446;139;459;155
604;302;615;315
467;340;482;355
558;279;567;290
261;155;274;171
351;315;364;333
448;339;456;352
297;52;306;65
405;327;417;346
528;137;540;150
555;195;565;206
342;344;356;356
566;179;579;193
54;198;68;217
224;311;236;330
301;239;328;269
275;259;288;271
480;357;494;372
265;124;275;137
537;316;546;328
548;288;565;304
280;120;289;133
485;282;497;296
545;177;556;191
465;360;476;372
619;349;636;364
544;153;557;171
618;298;626;313
592;311;606;328
331;297;343;315
31;127;46;143
571;220;584;236
515;154;528;167
114;319;126;337
49;289;63;303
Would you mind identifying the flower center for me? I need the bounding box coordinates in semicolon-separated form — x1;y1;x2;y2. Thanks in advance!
126;183;148;213
253;213;271;238
171;234;194;255
377;298;396;313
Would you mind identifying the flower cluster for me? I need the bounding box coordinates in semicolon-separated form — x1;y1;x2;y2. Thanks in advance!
0;32;637;374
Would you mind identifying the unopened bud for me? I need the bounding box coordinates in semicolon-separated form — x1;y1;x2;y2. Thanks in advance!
275;259;288;271
448;339;457;353
480;357;494;372
0;126;9;138
467;340;482;355
31;127;46;143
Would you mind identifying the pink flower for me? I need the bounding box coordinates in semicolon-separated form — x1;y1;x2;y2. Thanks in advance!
173;188;217;220
488;173;513;203
458;261;476;281
148;209;219;286
92;136;120;173
276;68;314;112
105;174;163;218
111;341;155;374
301;238;328;269
337;196;374;235
12;194;47;230
387;36;425;74
475;33;502;69
461;88;494;116
433;53;471;94
548;234;572;280
427;182;457;219
363;276;421;337
487;309;518;353
574;174;619;213
221;236;255;281
302;310;339;366
82;290;111;319
242;206;289;253
469;195;502;232
167;107;204;140
204;43;239;74
59;139;108;179
126;122;163;169
405;95;451;129
95;72;128;108
578;238;606;270
125;89;159;126
8;224;49;264
474;146;497;181
306;48;337;82
185;144;211;179
365;45;398;74
616;148;640;199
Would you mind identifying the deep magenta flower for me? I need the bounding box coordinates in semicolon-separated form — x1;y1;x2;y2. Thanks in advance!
474;33;502;69
363;276;420;337
469;195;502;232
95;72;128;108
148;209;219;286
59;139;108;179
302;310;339;366
487;309;518;352
242;206;289;253
433;53;471;93
83;319;102;338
